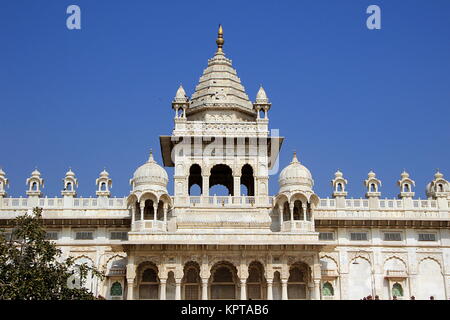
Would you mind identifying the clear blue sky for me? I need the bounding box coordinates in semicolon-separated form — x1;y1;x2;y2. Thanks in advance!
0;0;449;199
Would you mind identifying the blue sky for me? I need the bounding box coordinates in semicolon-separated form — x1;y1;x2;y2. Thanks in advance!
0;0;449;199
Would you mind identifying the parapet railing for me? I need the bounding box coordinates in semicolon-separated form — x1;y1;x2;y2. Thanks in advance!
317;198;439;210
1;197;127;209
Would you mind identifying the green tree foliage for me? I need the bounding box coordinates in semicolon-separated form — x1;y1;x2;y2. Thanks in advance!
0;207;104;300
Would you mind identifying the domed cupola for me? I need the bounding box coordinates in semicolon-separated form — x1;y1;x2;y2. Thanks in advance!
130;150;168;194
426;170;449;199
278;152;314;194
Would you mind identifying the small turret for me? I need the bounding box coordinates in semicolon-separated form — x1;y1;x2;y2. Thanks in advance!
172;85;189;119
96;169;112;198
332;169;348;208
26;168;44;197
254;85;271;120
62;168;78;197
397;170;415;199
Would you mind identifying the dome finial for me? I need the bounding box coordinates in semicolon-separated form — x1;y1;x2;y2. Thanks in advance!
216;24;224;53
148;149;154;162
292;151;299;163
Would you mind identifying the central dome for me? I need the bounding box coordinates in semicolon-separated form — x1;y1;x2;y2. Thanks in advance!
131;151;168;192
278;152;313;193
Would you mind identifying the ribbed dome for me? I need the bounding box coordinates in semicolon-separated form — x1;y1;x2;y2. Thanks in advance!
65;168;75;177
334;169;343;178
131;151;168;190
278;152;313;193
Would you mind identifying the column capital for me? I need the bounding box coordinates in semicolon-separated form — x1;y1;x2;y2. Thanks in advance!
201;278;209;284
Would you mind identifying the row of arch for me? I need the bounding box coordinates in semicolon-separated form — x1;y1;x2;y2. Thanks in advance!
346;256;447;300
127;192;172;223
188;163;255;196
135;260;312;300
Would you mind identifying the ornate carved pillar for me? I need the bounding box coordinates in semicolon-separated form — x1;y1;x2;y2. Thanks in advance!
202;174;209;197
314;279;321;300
126;255;136;300
175;278;182;300
140;202;145;221
153;203;158;225
267;279;273;300
281;279;288;300
131;204;136;225
201;278;208;300
278;204;283;226
163;203;168;229
289;203;294;221
160;278;167;300
302;203;307;221
127;279;135;300
233;176;241;197
240;279;247;300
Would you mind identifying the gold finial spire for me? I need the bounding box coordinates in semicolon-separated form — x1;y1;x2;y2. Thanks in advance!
216;24;224;53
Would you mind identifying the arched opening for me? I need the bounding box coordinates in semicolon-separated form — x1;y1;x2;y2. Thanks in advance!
403;183;410;192
210;262;237;300
283;202;290;221
188;164;202;196
322;282;334;297
337;183;342;192
348;257;373;299
73;257;94;293
438;184;444;192
210;185;230;196
134;201;140;221
259;109;265;119
189;184;202;196
139;264;159;300
370;183;376;192
183;262;201;300
240;164;254;196
0;182;3;191
306;202;312;221
293;200;303;220
166;271;176;300
240;184;248;196
144;200;155;220
209;164;233;196
32;182;38;191
66;182;72;191
417;258;445;299
392;282;403;298
272;271;282;300
101;182;107;191
157;201;164;220
288;262;309;300
247;261;265;300
110;281;123;298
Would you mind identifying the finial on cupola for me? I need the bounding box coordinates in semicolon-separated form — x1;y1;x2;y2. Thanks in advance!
148;149;155;163
216;24;224;53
